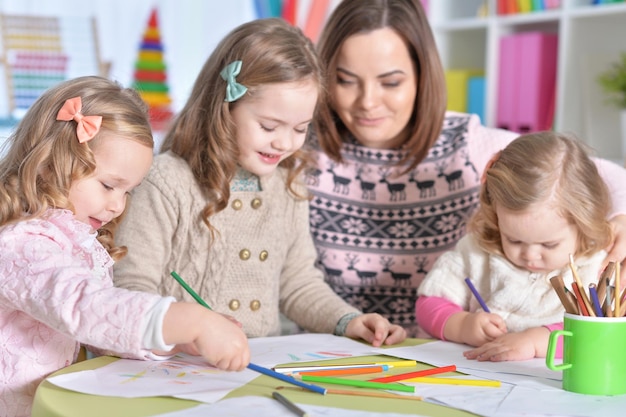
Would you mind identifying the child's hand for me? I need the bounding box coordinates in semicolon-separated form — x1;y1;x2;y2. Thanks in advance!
219;312;243;328
444;311;507;347
344;313;407;347
462;326;550;362
162;303;250;371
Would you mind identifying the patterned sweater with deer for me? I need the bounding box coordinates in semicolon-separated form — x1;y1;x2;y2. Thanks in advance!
307;112;516;336
307;111;626;336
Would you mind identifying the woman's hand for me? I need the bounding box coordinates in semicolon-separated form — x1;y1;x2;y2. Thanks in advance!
345;313;407;347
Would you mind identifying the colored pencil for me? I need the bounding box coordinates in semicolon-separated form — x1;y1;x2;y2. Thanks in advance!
549;275;579;314
605;284;614;317
615;262;621;317
273;361;416;374
404;376;501;387
589;283;604;317
299;375;415;393
249;363;327;395
569;255;595;316
571;282;590;316
464;277;490;312
368;365;457;383
596;262;615;303
299;366;387;377
170;271;212;310
272;391;309;417
170;272;327;395
277;386;423;401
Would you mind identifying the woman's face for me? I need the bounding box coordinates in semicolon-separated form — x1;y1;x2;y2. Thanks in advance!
331;27;417;149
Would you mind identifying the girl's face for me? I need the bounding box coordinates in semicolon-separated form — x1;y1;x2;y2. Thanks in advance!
232;79;318;178
331;27;417;149
68;134;152;232
497;200;579;273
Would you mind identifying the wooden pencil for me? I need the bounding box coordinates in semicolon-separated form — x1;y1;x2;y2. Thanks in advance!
596;262;615;303
276;386;423;401
589;284;604;317
569;255;595;317
564;287;580;315
549;275;579;314
614;262;622;317
571;282;590;316
605;284;614;317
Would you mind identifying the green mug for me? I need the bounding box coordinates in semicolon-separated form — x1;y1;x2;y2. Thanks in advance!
546;313;626;395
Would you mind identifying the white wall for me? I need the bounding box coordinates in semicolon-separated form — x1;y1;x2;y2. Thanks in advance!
0;0;256;113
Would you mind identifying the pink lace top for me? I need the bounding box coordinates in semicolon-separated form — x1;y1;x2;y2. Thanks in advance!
0;209;170;417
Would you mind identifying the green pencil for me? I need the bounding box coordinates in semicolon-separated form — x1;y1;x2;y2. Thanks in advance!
170;271;212;310
299;375;415;393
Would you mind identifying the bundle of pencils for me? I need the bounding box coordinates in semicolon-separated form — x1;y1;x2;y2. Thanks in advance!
550;257;626;318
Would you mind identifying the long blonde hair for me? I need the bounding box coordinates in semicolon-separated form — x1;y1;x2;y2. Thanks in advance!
0;76;153;260
471;131;613;258
161;18;323;238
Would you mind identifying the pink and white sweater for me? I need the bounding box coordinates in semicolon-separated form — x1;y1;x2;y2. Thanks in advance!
0;209;173;417
307;112;626;337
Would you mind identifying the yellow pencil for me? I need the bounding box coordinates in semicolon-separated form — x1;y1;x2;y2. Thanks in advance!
404;376;501;387
273;360;416;374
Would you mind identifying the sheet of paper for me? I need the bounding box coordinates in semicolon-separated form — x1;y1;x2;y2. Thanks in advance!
47;353;258;401
248;333;373;367
151;396;431;417
496;386;626;417
48;333;374;400
373;340;561;381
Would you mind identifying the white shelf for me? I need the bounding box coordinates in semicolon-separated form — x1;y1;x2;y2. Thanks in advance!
429;0;626;161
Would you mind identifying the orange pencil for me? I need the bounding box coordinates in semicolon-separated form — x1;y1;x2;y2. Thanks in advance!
298;366;386;377
368;365;457;383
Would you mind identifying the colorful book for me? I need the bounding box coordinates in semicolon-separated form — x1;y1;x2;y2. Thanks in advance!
445;69;483;113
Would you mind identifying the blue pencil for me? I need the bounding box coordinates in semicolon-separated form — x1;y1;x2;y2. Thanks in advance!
464;277;491;313
248;363;327;395
170;271;327;395
589;283;604;317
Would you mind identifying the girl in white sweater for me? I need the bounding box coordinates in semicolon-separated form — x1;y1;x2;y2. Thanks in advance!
417;131;612;361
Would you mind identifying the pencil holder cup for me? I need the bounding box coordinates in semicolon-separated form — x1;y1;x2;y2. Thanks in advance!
546;313;626;395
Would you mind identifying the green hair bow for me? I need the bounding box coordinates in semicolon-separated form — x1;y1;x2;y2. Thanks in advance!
220;60;248;102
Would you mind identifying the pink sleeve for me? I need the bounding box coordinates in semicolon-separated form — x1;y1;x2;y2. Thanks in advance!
543;322;563;359
416;296;463;340
593;158;626;218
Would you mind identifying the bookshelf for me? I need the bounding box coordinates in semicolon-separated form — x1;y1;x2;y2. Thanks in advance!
428;0;626;162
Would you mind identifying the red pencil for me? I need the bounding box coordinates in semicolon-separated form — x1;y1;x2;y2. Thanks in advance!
367;365;457;383
571;282;589;316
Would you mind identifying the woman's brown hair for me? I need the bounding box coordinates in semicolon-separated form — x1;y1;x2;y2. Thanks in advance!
315;0;446;172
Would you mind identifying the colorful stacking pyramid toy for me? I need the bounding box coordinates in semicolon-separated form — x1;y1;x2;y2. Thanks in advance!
132;8;172;131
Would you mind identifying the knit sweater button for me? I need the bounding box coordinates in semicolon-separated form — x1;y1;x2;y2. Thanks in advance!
239;249;251;260
231;199;243;210
259;250;268;261
250;300;261;311
229;299;240;311
251;198;262;209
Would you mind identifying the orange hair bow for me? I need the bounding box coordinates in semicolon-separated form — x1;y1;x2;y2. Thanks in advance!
56;97;102;143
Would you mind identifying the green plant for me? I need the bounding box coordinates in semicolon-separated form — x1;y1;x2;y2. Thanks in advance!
598;53;626;109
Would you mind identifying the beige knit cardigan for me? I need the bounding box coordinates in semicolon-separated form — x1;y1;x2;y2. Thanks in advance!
113;152;360;337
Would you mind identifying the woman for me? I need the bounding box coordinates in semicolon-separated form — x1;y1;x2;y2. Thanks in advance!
306;0;626;336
